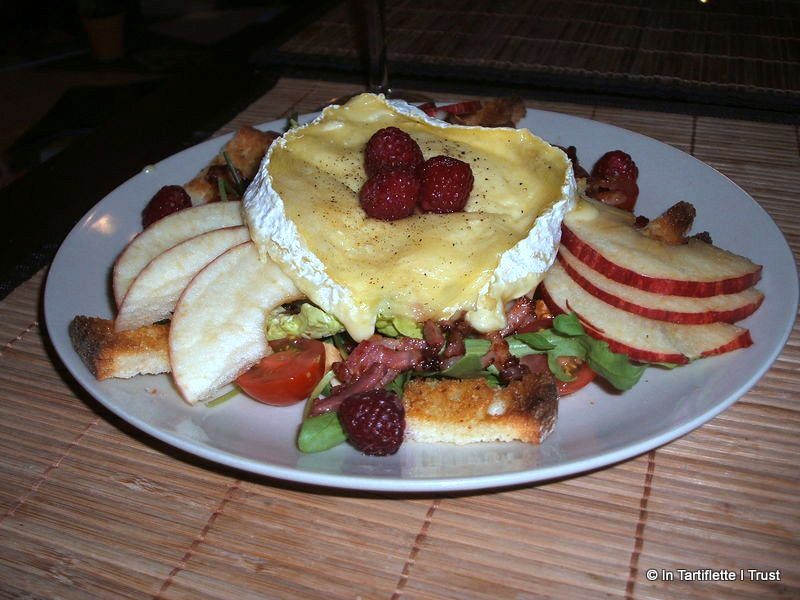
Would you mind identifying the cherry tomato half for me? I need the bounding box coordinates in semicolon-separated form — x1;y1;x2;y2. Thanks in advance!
519;354;596;395
236;339;325;406
556;357;597;396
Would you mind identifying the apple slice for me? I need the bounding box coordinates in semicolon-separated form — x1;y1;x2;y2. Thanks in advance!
169;241;301;404
541;261;752;364
557;246;764;324
115;226;250;332
561;199;762;297
113;202;243;307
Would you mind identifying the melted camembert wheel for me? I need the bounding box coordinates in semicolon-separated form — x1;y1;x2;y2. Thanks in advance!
245;93;575;340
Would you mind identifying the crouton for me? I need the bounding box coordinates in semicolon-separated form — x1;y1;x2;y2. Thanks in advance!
402;372;558;445
69;316;170;380
184;126;279;204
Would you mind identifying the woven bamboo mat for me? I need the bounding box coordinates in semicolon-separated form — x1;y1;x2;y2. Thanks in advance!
0;77;798;598
262;0;800;113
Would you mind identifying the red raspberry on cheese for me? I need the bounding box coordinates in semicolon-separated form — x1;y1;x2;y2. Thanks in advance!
418;155;474;214
359;170;420;221
364;127;424;177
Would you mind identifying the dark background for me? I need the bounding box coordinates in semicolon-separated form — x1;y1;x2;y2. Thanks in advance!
0;0;337;298
1;0;797;299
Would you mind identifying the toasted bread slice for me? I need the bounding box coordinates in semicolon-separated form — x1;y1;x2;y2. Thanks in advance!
185;126;279;205
402;372;558;445
69;316;170;380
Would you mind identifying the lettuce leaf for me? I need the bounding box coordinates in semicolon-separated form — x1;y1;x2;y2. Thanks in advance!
266;303;345;340
375;315;423;338
297;412;346;453
508;313;646;390
297;370;345;453
584;339;647;391
437;338;490;379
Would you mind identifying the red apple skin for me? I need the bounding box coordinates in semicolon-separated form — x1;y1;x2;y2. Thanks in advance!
541;286;688;364
540;286;753;365
557;253;764;325
560;225;763;297
582;319;752;364
698;330;754;358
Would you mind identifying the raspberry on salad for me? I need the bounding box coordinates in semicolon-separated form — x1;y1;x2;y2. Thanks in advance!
418;155;474;213
591;150;638;182
338;389;405;456
364;127;424;177
142;185;192;228
359;170;420;221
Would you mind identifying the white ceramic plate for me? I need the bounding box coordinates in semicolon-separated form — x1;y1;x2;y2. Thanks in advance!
44;108;798;493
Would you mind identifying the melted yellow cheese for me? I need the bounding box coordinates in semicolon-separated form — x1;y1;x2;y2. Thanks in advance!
248;93;574;340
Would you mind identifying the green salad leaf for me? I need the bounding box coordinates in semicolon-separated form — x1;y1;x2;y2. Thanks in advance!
286;112;300;131
584;339;647;391
217;177;228;202
297;370;345;453
266;303;345;340
306;370;335;410
507;313;646;390
386;370;412;396
332;332;353;359
437;338;490;379
222;150;244;195
297;412;346;453
375;315;423;338
552;313;585;336
205;387;239;408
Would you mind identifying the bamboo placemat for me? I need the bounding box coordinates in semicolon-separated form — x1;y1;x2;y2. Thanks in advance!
261;0;800;113
0;77;798;599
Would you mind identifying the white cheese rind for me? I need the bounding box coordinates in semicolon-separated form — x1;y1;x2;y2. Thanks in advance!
244;95;575;340
244;122;364;335
467;165;575;332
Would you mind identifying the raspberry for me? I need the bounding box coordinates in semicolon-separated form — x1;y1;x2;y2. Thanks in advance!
418;155;474;214
338;389;405;456
588;151;639;211
591;150;638;182
359;170;420;221
142;185;192;228
364;127;424;177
